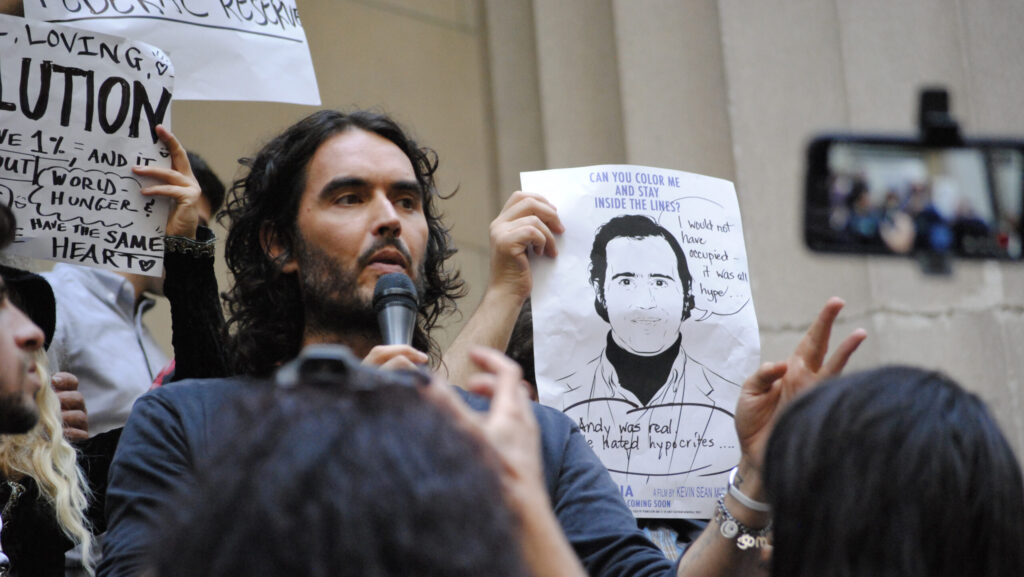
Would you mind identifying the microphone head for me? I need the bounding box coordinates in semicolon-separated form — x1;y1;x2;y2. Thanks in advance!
372;273;419;313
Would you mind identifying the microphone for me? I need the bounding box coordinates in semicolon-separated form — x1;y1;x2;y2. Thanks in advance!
372;273;419;346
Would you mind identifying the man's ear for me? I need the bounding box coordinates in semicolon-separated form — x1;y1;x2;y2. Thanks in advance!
591;281;604;306
591;280;610;323
260;224;298;274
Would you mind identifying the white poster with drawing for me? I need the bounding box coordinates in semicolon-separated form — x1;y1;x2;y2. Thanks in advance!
0;14;172;276
522;165;760;518
25;0;320;105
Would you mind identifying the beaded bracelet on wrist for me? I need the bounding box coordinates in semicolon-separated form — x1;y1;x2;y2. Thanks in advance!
165;228;216;258
713;495;772;550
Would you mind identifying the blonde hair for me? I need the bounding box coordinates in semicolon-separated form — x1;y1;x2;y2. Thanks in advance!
0;351;94;575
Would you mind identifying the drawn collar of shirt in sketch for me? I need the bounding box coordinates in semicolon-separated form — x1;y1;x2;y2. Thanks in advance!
604;331;681;406
556;344;741;477
558;343;737;412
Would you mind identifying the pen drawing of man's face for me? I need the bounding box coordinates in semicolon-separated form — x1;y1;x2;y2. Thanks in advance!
602;235;685;355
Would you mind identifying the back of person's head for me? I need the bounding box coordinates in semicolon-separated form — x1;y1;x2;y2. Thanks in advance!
153;358;529;577
0;205;15;250
765;365;1024;577
186;151;226;216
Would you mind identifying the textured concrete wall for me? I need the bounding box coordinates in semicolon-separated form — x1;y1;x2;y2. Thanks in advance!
532;0;626;167
612;0;734;181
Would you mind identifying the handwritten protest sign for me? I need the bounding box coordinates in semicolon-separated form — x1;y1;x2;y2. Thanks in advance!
25;0;319;105
522;165;760;518
1;14;172;276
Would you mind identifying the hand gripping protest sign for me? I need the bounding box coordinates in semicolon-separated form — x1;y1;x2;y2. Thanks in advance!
25;0;320;105
522;165;760;518
0;14;173;276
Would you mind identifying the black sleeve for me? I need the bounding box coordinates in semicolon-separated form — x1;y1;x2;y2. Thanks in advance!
74;427;123;534
162;227;230;380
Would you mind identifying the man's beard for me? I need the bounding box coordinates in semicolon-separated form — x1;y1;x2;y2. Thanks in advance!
0;395;38;434
0;358;39;435
296;235;425;344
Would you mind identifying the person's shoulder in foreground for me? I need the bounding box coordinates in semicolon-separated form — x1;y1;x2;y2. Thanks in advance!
98;376;265;577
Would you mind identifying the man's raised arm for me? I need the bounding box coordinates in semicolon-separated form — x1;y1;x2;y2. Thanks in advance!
441;191;562;387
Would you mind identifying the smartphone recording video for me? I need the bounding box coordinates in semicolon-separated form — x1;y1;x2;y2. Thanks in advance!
805;136;1023;261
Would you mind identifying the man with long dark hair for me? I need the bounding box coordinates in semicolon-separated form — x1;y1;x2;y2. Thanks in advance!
102;110;605;577
220;110;465;374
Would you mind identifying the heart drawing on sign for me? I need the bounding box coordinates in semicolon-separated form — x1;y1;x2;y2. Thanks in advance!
139;260;156;273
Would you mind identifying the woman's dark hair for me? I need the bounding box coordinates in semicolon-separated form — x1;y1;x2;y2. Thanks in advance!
154;378;528;577
220;110;464;375
0;204;16;250
765;365;1024;577
505;299;535;388
186;151;226;215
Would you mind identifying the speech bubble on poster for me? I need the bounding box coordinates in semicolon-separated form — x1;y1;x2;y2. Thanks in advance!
0;14;173;276
25;0;320;105
522;164;761;518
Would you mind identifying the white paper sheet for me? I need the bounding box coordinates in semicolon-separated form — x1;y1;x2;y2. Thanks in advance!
1;14;172;276
522;164;760;518
25;0;320;105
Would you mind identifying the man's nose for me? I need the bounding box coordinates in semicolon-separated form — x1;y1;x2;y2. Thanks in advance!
634;284;658;309
370;192;402;238
11;304;44;353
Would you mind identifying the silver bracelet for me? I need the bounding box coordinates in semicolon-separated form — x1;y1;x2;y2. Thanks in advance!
714;496;772;550
728;466;772;512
